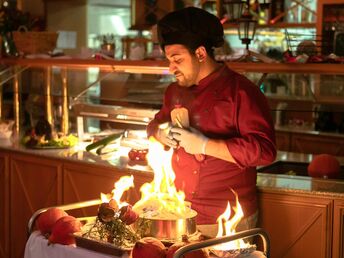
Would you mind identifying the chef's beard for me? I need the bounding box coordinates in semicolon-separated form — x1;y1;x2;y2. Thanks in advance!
175;73;192;87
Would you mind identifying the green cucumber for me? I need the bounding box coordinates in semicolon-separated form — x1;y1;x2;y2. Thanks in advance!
85;132;123;152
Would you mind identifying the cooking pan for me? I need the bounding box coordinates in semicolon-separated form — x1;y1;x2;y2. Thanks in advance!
132;210;198;241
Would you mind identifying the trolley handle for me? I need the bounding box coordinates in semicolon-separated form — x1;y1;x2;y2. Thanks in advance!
173;228;270;258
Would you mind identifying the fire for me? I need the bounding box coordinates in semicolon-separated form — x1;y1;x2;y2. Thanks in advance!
214;191;251;251
132;137;193;219
100;175;134;208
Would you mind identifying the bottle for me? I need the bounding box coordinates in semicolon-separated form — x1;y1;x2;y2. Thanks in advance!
170;104;189;129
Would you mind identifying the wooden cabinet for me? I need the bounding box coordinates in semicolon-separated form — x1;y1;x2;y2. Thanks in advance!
0;152;9;258
9;153;62;258
258;191;333;258
333;199;344;258
1;147;344;258
291;133;344;156
0;147;155;258
275;131;291;151
275;130;344;155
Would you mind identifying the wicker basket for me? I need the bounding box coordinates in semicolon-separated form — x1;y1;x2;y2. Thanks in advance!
12;31;58;55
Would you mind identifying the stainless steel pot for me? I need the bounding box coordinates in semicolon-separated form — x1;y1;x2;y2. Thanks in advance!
134;212;198;241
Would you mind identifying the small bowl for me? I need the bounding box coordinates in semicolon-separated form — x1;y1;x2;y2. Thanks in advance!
0;120;14;139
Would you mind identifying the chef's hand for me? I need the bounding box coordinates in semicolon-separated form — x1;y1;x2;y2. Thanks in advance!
170;127;208;155
156;123;178;148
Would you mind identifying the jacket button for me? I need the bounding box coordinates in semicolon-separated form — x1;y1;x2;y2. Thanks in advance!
193;170;198;175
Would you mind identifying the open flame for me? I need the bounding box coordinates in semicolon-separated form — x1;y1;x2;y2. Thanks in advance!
100;175;134;208
213;190;251;251
132;137;193;219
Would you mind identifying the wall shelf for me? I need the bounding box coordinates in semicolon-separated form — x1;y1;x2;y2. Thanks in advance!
223;22;316;30
1;58;344;75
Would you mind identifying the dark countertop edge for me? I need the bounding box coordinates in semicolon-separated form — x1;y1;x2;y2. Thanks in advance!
275;125;344;138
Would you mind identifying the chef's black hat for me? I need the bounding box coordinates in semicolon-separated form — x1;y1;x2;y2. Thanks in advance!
157;7;224;51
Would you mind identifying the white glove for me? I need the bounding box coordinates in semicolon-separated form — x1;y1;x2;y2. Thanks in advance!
156;122;178;148
170;127;208;155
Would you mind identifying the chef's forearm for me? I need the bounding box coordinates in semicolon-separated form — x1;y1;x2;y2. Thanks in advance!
205;139;237;164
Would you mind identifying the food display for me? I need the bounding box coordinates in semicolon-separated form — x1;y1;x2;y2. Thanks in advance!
21;118;78;148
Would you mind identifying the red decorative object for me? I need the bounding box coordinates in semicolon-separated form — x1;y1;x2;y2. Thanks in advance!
307;154;341;179
131;237;166;258
48;215;82;245
36;208;68;235
128;148;148;161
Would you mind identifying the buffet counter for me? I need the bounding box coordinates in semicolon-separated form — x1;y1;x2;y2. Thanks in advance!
1;138;344;258
0;138;343;196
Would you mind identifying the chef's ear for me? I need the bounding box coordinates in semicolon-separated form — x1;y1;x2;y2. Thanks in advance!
195;46;207;62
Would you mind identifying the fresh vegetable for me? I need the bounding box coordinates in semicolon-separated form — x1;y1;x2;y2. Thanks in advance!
22;119;78;148
36;208;68;236
131;237;166;258
35;118;52;140
98;202;117;223
119;205;138;225
48;215;82;245
22;132;78;148
85;132;123;152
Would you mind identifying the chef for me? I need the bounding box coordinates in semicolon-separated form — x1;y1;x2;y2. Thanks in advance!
147;7;276;236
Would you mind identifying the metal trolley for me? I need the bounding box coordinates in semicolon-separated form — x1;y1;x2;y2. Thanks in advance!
28;200;270;258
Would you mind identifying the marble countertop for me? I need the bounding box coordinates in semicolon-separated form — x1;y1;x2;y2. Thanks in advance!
1;138;344;198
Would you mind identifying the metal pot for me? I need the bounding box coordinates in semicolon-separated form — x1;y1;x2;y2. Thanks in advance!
134;211;198;241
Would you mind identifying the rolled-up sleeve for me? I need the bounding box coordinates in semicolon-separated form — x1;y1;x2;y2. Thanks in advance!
225;78;276;168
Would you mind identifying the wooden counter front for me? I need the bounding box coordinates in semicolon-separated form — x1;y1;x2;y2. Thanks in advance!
0;141;344;258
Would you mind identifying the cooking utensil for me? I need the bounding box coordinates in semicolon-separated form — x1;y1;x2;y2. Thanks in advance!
173;228;270;258
133;211;198;241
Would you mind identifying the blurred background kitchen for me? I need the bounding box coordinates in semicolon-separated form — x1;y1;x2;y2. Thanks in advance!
1;1;344;258
3;0;343;154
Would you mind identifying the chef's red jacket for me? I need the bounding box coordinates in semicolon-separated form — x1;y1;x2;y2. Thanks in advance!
147;65;276;225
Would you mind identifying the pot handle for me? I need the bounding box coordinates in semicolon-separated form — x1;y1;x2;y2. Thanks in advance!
172;228;270;258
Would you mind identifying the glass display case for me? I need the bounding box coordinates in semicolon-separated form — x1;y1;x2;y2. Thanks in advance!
0;59;344;154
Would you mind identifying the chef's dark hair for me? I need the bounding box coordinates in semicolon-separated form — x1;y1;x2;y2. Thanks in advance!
157;7;224;58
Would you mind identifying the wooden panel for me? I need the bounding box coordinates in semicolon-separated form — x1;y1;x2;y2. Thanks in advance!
333;199;344;258
10;154;62;258
0;152;9;258
258;192;333;258
275;131;291;151
63;162;153;218
291;134;344;156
